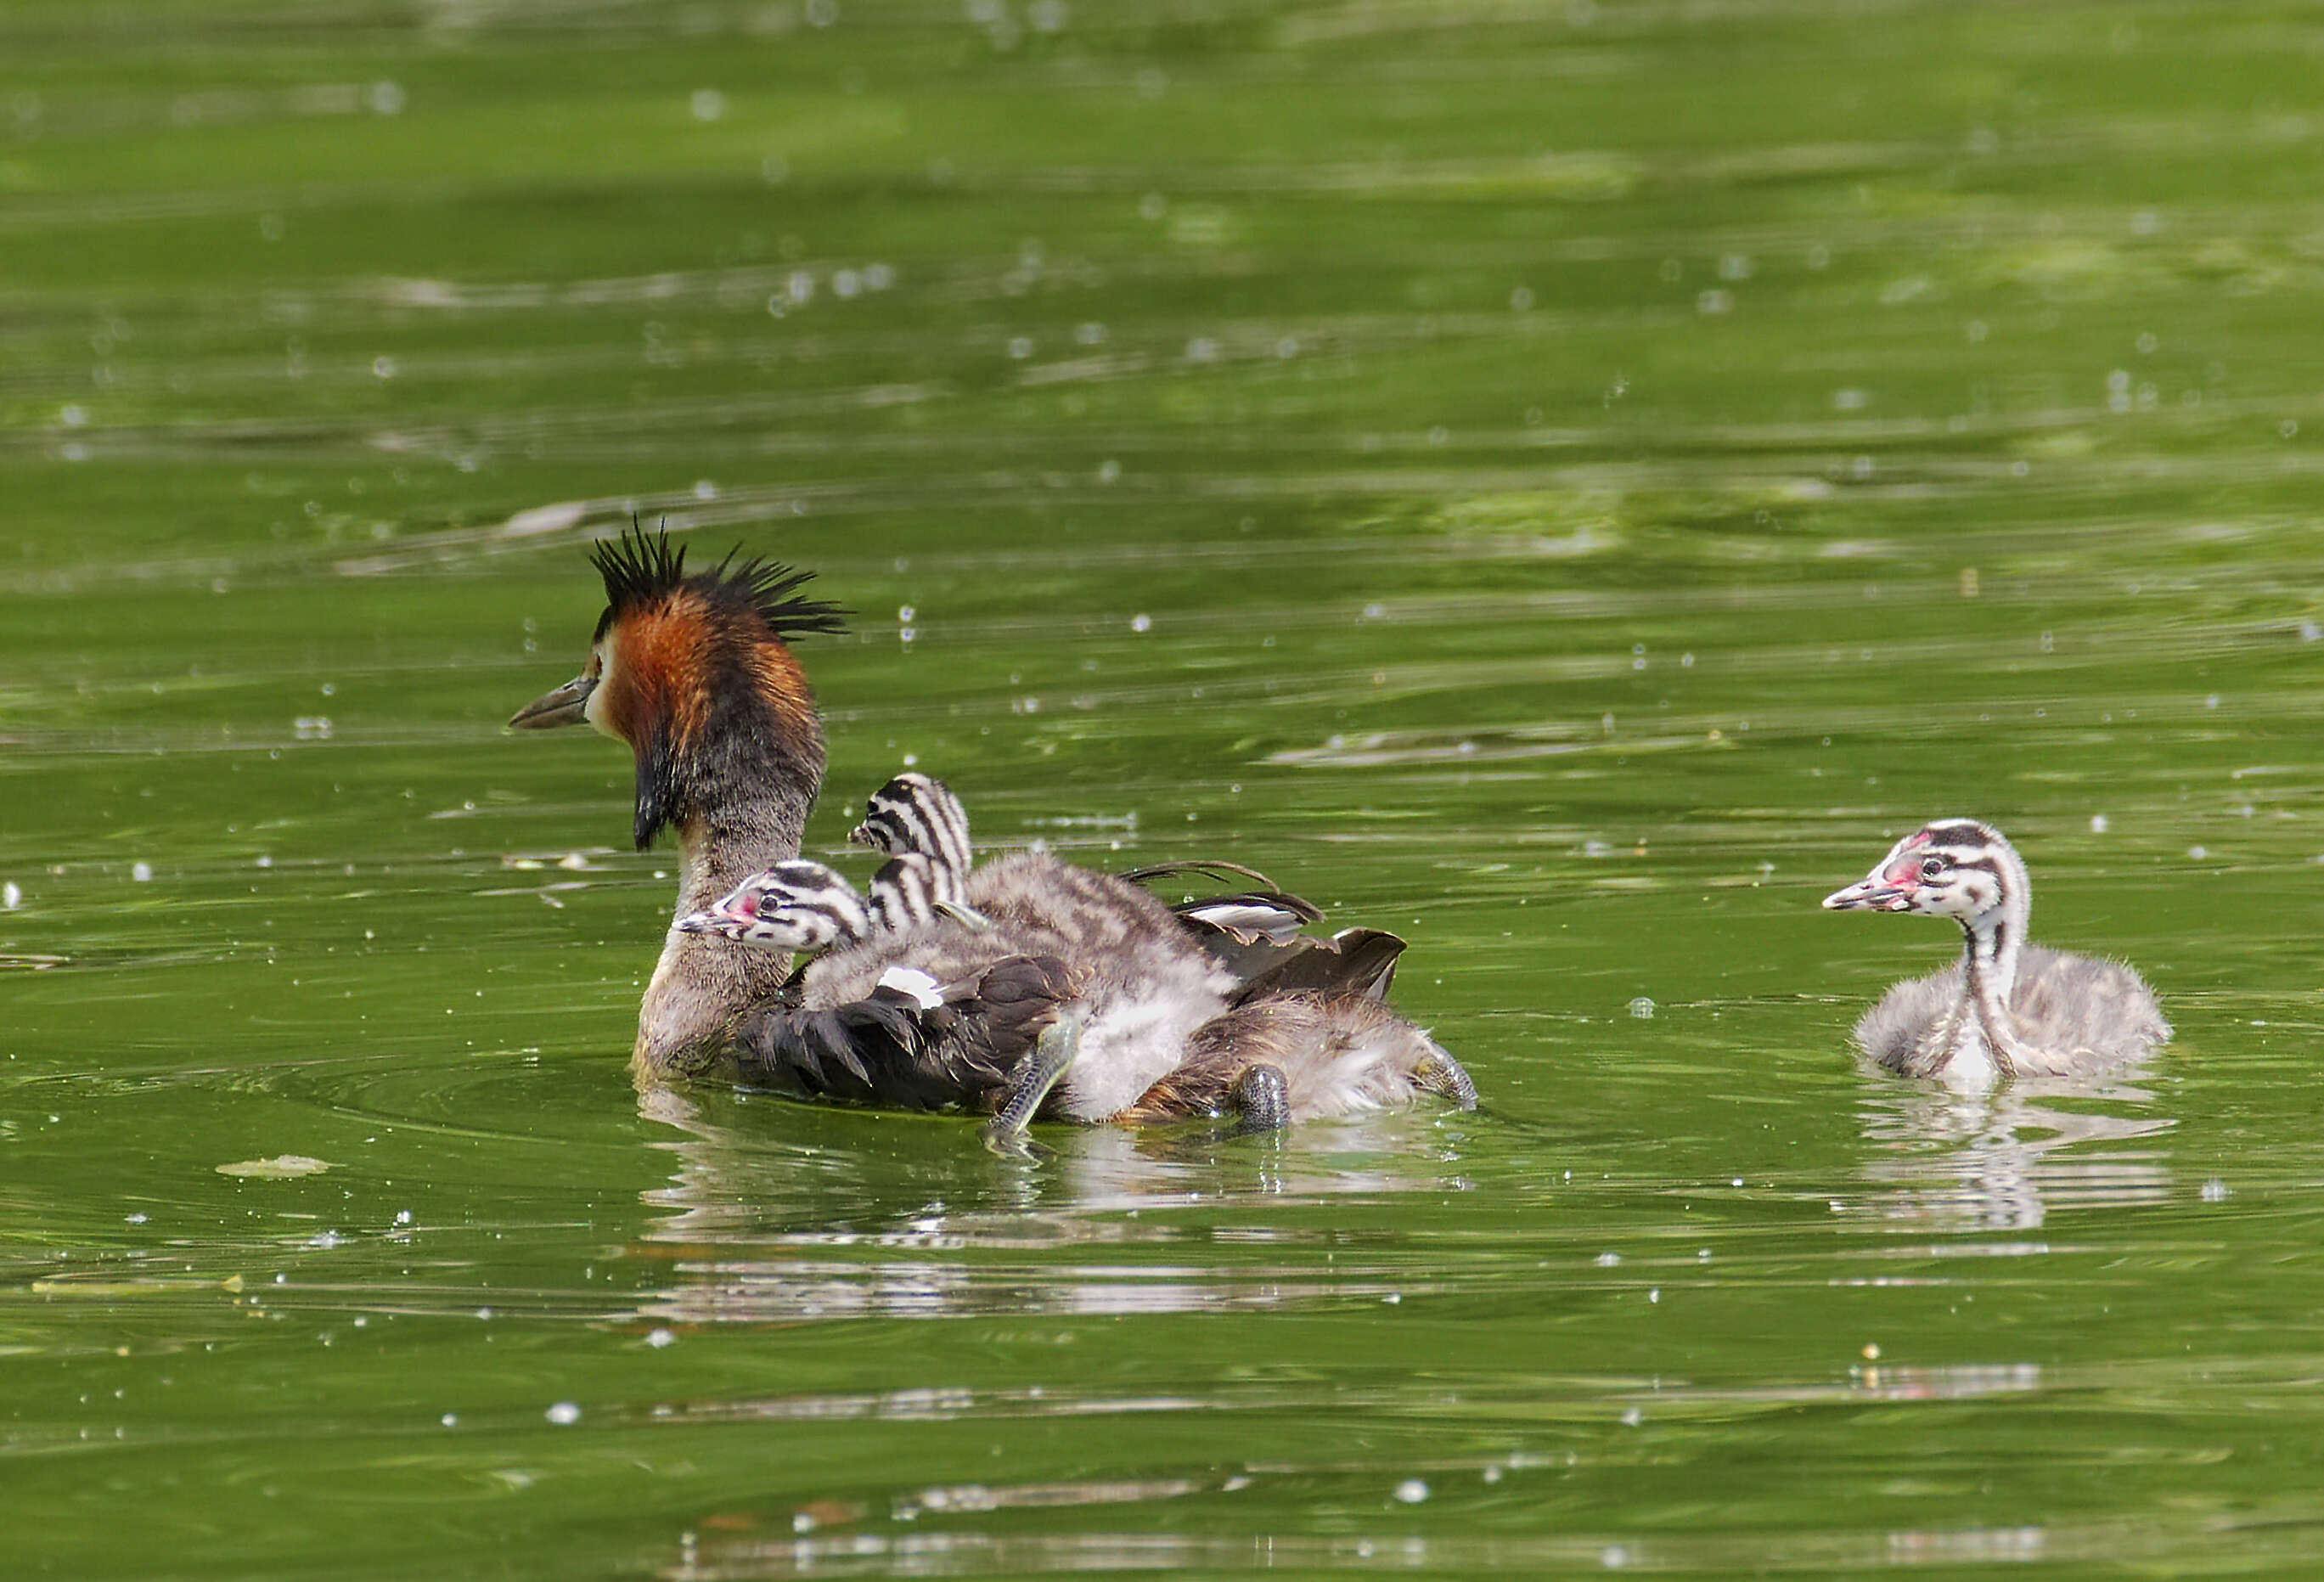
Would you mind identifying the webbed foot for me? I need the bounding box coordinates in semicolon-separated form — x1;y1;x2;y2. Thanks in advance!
981;1010;1081;1158
1230;1061;1291;1134
1412;1049;1477;1111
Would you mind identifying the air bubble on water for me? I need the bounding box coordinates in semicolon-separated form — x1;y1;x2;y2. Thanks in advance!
1628;997;1654;1019
1130;613;1151;633
690;89;726;121
1393;1479;1429;1504
132;863;153;883
546;1401;581;1425
2090;814;2109;833
2201;1178;2231;1202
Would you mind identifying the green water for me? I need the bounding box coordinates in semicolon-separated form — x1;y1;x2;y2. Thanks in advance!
8;2;2324;1575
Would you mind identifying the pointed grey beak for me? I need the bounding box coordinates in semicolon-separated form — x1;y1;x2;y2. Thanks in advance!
509;673;595;730
933;899;992;931
1823;875;1906;911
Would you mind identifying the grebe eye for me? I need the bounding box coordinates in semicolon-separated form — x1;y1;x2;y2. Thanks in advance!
1919;857;1945;880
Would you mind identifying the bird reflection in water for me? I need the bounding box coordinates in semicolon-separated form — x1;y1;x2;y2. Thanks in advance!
1849;1066;2174;1230
627;1086;1471;1327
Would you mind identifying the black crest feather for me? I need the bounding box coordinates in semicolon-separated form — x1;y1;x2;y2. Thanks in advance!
588;526;687;616
588;524;847;641
711;546;851;641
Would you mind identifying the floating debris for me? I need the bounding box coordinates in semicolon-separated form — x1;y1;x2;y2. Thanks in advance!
216;1155;334;1179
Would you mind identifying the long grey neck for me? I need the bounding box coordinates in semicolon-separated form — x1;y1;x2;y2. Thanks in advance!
1956;849;2032;1078
633;792;813;1080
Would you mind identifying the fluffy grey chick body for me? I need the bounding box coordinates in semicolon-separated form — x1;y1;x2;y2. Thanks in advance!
807;849;1231;1122
851;774;1471;1126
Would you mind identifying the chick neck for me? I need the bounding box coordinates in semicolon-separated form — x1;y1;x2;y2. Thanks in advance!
1952;846;2033;1080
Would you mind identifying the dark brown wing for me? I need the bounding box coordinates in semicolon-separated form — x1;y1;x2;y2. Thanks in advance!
733;954;1078;1112
1229;926;1406;1003
1119;864;1403;1003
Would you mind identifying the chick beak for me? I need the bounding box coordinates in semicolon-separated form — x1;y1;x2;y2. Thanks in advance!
674;884;762;937
509;673;596;730
1822;867;1912;911
847;820;877;848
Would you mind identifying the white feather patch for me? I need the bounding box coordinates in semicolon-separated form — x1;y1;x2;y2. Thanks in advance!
876;966;944;1010
1184;901;1302;938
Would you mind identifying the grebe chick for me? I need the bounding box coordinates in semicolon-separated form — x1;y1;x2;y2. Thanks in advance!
680;855;1080;1139
851;770;971;909
509;527;845;1079
836;770;1477;1137
1823;819;2170;1086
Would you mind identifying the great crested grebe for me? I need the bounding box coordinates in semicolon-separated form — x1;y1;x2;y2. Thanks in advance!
509;529;845;1078
1823;819;2170;1085
515;531;1473;1139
